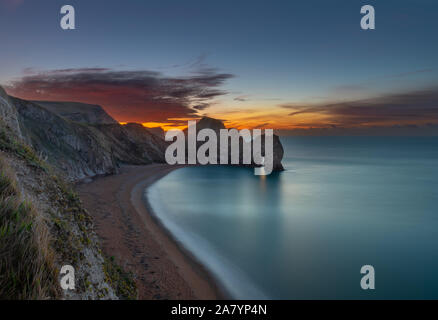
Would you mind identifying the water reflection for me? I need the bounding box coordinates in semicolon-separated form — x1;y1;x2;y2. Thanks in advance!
148;137;438;299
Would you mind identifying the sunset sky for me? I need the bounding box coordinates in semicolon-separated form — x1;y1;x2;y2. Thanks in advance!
1;0;438;131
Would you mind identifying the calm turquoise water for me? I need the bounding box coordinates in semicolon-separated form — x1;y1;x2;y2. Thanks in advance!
146;137;438;299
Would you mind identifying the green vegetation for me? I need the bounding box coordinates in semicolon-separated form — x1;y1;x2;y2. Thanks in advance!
0;158;59;299
103;256;137;300
0;120;137;299
0;122;47;171
46;178;88;269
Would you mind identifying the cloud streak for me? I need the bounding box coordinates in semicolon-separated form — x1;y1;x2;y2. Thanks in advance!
6;68;234;123
281;87;438;127
0;0;24;10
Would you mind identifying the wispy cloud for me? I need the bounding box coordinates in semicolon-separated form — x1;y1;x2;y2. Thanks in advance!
386;68;433;79
281;87;438;127
0;0;24;10
5;67;234;122
234;95;250;102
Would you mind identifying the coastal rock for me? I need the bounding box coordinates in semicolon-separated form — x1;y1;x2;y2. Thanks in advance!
185;116;284;172
96;122;167;164
145;126;165;139
33;100;118;124
256;133;284;171
195;116;226;133
12;96;118;181
0;92;134;300
1;86;283;181
0;86;22;138
1;90;168;181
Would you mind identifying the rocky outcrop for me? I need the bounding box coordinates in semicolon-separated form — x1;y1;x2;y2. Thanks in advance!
272;134;284;171
33;101;118;124
0;95;136;299
95;123;167;164
0;86;22;138
195;116;226;132
1;87;283;180
122;123;168;161
12;97;118;181
144;126;165;139
0;89;168;181
184;117;284;172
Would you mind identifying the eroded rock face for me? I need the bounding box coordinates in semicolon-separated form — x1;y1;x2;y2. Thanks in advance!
144;126;165;139
123;123;168;161
33;101;118;125
0;88;170;181
196;117;226;132
11;99;172;181
95;123;167;164
0;86;130;300
0;86;22;138
182;117;285;172
1;87;284;180
12;97;118;181
256;133;285;172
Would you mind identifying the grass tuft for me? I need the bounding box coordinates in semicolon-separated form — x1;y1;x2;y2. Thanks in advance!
0;122;47;171
0;158;60;299
103;257;137;300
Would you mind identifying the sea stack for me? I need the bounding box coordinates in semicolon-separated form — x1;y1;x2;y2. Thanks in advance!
183;116;285;172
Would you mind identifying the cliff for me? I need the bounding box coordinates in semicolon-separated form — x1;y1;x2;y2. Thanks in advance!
3;89;283;180
12;97;119;181
0;89;136;299
7;95;167;181
144;126;165;139
0;86;176;299
0;86;21;138
97;122;168;164
33;101;118;125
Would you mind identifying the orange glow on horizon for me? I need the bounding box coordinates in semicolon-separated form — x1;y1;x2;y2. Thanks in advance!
119;121;188;131
119;112;430;132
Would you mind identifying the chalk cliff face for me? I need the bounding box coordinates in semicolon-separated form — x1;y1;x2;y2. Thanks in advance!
12;97;119;181
0;86;22;138
95;122;168;164
144;126;165;139
0;86;283;299
33;101;118;125
0;86;136;299
2;92;168;181
1;88;284;180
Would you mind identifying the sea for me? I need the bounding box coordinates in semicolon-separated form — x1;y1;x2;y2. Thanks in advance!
146;136;438;299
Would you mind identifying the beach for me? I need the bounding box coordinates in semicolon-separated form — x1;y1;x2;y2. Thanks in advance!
76;164;222;300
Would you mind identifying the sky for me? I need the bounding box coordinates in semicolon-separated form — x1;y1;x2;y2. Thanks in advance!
1;0;438;132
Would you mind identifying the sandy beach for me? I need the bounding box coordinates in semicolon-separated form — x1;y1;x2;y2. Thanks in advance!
76;164;222;300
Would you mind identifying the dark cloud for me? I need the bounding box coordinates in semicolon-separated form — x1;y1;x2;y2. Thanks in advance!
386;69;433;79
192;103;210;111
234;95;250;102
282;88;438;127
6;68;234;123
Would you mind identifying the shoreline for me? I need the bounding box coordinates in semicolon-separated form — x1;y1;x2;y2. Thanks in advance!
76;164;225;300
